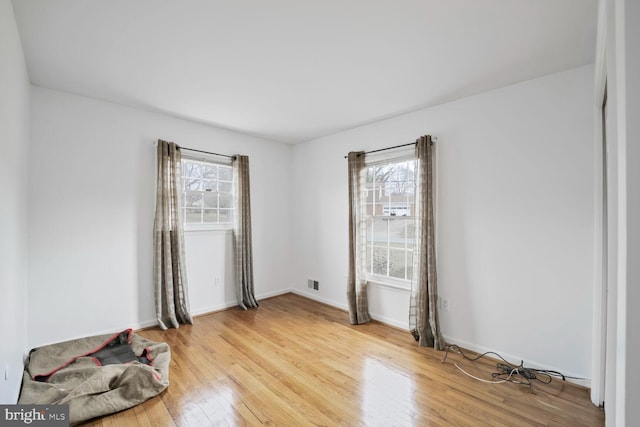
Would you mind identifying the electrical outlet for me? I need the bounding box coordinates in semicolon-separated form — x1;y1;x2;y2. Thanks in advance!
308;279;314;289
313;280;319;291
439;297;450;312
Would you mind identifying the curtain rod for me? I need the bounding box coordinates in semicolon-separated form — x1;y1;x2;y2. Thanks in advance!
343;136;435;159
180;146;236;160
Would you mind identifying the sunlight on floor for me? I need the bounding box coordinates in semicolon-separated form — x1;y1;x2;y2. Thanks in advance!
191;385;235;425
363;358;417;426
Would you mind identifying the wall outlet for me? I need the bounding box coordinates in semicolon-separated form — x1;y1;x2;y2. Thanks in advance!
308;279;314;289
439;297;450;312
313;280;319;291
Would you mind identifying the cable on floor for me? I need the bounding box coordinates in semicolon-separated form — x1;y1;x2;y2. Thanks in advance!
440;344;587;387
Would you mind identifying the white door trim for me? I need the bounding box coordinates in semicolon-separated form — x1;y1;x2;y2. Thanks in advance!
590;0;608;407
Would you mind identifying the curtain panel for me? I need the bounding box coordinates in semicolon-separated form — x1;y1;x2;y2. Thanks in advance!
233;155;259;309
346;152;372;325
409;135;445;349
153;139;194;330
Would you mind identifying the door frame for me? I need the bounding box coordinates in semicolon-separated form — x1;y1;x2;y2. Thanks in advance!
590;0;608;407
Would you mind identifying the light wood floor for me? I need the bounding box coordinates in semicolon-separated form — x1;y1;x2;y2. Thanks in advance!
83;293;604;426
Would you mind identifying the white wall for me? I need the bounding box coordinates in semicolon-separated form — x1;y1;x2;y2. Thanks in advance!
291;65;595;379
0;0;30;403
185;230;236;315
27;87;292;349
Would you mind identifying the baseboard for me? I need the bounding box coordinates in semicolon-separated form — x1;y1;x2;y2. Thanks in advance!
190;288;293;318
369;313;408;330
290;289;349;311
290;289;409;330
134;319;159;330
257;288;293;301
190;300;242;317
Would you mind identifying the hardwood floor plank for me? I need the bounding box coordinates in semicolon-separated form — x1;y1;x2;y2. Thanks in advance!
79;293;603;426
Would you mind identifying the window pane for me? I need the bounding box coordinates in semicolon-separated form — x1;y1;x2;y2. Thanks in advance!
365;167;374;183
203;209;218;223
389;249;406;279
372;247;388;276
389;218;414;248
381;201;389;216
183;162;202;178
393;205;411;216
406;250;414;280
366;244;372;274
218;166;232;181
365;219;373;243
219;193;233;209
407;194;415;213
372;185;379;201
374;165;389;184
185;192;202;208
366;203;375;217
371;219;388;245
219;209;233;223
183;178;201;191
406;223;415;249
185;208;201;223
376;201;389;216
407;161;416;181
219;181;232;192
203;192;217;209
202;165;217;180
203;180;216;191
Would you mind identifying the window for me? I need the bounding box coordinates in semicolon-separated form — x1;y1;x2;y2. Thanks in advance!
181;157;234;227
363;155;416;285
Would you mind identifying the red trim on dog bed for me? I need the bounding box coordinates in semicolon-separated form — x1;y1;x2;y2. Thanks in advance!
33;329;133;381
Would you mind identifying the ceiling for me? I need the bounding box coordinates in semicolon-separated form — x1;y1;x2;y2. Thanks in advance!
12;0;598;144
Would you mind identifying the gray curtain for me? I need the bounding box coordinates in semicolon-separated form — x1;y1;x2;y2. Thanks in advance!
347;152;372;325
153;139;193;330
409;135;445;349
232;155;258;309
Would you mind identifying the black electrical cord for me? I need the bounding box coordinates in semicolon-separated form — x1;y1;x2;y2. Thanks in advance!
441;344;521;368
441;344;587;387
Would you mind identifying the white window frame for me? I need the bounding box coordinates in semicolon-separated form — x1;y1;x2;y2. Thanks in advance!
181;153;234;231
362;147;417;289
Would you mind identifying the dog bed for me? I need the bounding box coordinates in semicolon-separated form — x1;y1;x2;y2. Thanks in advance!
18;329;170;425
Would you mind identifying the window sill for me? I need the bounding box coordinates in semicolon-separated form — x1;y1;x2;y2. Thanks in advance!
365;277;411;292
184;225;233;233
